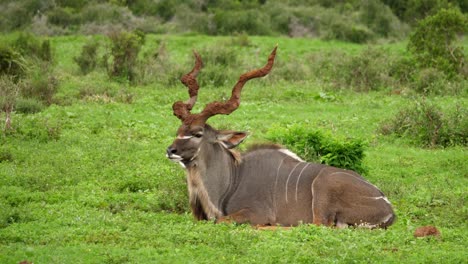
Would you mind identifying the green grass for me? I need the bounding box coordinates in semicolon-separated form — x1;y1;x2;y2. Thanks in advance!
1;34;467;263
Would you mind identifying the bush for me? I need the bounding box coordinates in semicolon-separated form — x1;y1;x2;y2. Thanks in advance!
135;41;186;87
316;47;393;91
74;40;100;74
212;9;272;35
408;7;467;77
14;116;62;142
0;148;13;163
359;0;406;39
77;83;134;104
15;97;45;114
0;44;27;79
13;32;53;62
107;31;145;82
0;75;21;131
47;7;82;28
411;68;448;94
379;99;467;147
325;22;374;44
21;67;59;106
266;124;367;174
196;44;240;87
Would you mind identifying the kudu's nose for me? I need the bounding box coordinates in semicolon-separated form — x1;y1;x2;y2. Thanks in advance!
166;146;177;156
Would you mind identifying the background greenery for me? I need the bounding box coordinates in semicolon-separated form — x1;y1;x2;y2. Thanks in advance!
0;1;467;263
0;0;466;42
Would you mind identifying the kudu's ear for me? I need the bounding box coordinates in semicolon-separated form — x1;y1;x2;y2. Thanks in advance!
217;131;248;149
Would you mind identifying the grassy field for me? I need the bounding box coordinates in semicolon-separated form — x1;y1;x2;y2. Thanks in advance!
0;35;467;263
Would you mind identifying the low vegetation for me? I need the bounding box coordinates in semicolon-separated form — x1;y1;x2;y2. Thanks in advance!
0;34;466;263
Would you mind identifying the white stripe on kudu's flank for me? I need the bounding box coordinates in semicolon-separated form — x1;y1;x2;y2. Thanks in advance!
285;162;303;203
295;163;310;202
372;196;392;205
274;157;286;215
279;149;304;162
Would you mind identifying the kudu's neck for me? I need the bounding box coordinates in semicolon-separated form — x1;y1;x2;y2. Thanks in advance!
185;130;239;218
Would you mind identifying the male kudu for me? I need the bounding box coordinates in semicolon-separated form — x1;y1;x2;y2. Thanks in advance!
166;47;395;228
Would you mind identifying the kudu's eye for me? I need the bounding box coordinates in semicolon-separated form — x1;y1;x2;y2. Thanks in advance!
194;132;203;138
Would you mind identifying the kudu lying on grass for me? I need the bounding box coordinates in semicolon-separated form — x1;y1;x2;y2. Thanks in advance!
166;47;395;228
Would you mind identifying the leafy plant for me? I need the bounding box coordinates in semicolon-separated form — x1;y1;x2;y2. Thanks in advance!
107;31;145;82
13;32;52;62
0;44;27;79
408;7;467;77
21;66;59;106
15;97;45;114
266;123;367;174
379;99;467;147
74;39;100;74
0;75;20;131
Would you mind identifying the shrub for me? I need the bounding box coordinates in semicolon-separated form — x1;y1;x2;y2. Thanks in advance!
47;7;82;28
359;0;406;39
379;99;467;147
0;44;27;79
14;116;62;142
15;97;45;114
135;41;186;87
411;68;448;94
388;55;418;86
408;7;467;77
268;57;312;83
212;9;272;35
266;124;367;174
0;148;13;163
107;31;145;82
13;32;53;62
325;22;374;44
0;76;20;131
21;67;59;106
74;40;100;74
196;44;240;87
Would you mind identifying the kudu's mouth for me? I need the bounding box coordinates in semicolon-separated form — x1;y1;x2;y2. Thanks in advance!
166;146;201;168
166;152;188;168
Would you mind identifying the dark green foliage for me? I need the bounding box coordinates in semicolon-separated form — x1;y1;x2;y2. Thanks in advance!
408;7;467;76
310;47;393;92
267;124;367;174
13;116;62;142
0;75;21;131
21;67;59;106
135;42;186;87
359;0;403;38
15;97;45;114
0;148;13;163
107;31;145;82
344;47;392;91
47;7;82;28
213;9;273;35
411;67;448;94
197;44;240;87
13;32;52;62
0;44;27;78
74;40;99;74
379;99;467;147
